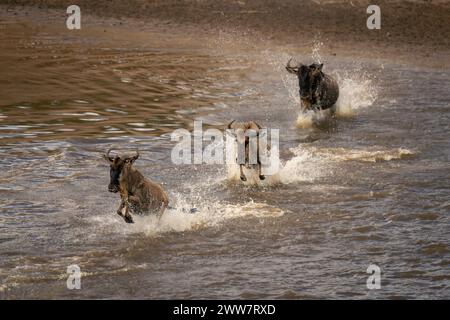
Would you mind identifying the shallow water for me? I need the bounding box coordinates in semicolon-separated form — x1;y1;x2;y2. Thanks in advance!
0;12;449;299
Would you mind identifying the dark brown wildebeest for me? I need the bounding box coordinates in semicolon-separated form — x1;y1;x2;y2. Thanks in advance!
286;59;339;112
227;120;269;182
104;149;169;223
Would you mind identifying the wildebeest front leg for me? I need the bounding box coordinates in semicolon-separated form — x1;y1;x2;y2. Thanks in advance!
258;162;265;180
300;98;312;112
156;204;167;223
240;164;247;181
122;200;134;224
116;199;126;217
257;139;265;180
118;192;134;224
117;199;132;223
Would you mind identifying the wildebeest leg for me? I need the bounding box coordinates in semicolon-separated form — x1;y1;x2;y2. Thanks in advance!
240;164;247;181
116;199;133;223
119;191;134;223
258;162;265;180
116;199;126;217
122;201;134;224
300;98;311;113
256;139;265;180
156;205;166;224
118;187;134;223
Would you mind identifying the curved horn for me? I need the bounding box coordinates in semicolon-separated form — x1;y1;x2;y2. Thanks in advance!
104;148;114;162
226;120;237;138
286;58;299;74
124;148;139;164
133;148;139;160
287;58;293;67
253;121;262;130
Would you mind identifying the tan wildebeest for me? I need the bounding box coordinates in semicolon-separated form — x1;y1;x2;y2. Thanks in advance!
227;120;269;182
104;149;169;223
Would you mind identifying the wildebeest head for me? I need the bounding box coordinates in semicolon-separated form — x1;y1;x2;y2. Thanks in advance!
104;149;139;193
227;120;261;144
286;59;324;102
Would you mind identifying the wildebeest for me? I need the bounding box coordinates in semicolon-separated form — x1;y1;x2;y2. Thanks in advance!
104;149;169;223
286;59;339;112
227;120;268;182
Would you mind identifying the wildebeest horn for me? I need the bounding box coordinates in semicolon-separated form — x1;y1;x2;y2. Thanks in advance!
131;148;139;160
226;120;237;138
286;58;299;74
104;148;115;162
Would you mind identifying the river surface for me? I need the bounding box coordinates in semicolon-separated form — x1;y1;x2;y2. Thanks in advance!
0;10;449;299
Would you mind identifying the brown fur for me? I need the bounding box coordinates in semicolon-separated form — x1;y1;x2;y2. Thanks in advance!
105;150;169;223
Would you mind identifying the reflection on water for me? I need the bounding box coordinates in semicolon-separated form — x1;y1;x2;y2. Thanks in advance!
0;24;246;141
0;9;449;299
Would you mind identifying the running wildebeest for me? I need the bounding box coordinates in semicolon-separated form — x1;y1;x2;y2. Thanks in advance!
286;59;339;112
104;149;169;223
227;120;269;182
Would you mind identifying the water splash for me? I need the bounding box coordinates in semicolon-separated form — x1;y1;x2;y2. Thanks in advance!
94;197;285;237
290;69;378;126
276;40;378;125
334;72;378;117
146;198;284;236
305;146;415;162
311;39;324;63
279;145;330;184
225;140;282;186
295;108;334;128
226;163;282;186
225;141;330;186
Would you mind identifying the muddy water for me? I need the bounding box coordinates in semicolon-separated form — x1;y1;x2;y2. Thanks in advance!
0;11;449;299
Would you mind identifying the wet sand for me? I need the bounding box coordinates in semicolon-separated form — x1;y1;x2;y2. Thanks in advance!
2;0;450;68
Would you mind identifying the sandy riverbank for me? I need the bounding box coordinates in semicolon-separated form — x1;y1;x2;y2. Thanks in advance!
2;1;450;68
